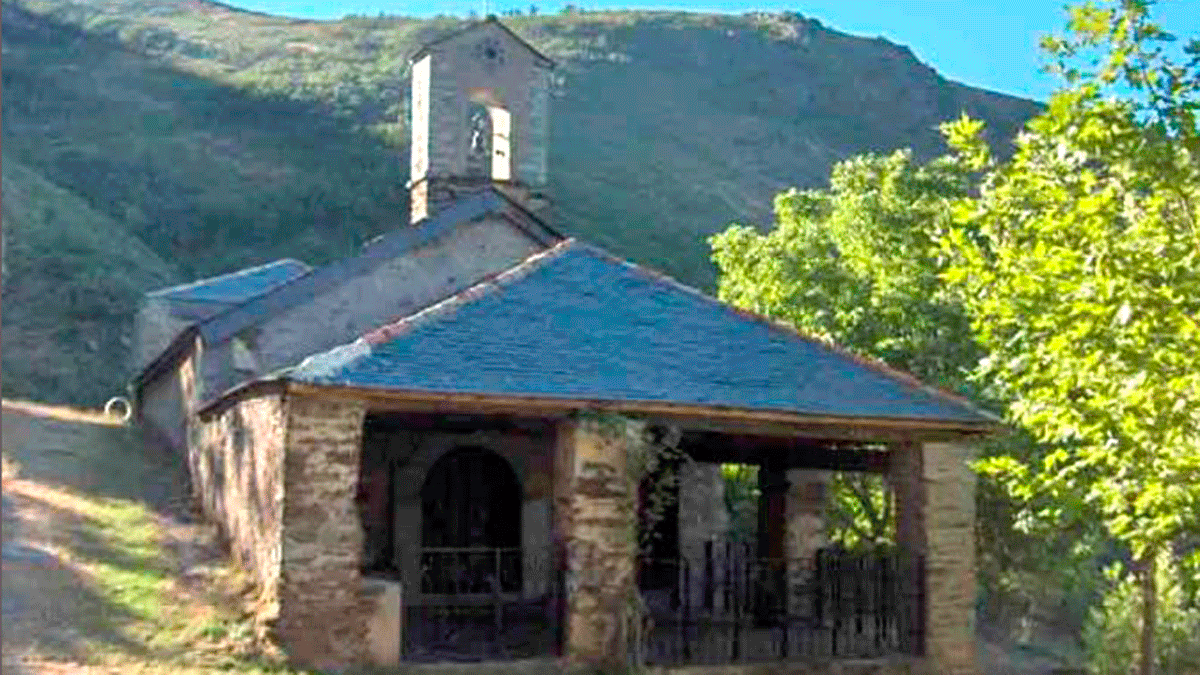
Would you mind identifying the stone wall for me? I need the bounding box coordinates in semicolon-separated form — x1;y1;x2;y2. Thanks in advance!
192;390;286;620
274;393;371;671
139;337;199;454
248;217;543;386
413;22;552;189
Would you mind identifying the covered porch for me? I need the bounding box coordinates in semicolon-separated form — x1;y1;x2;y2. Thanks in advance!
321;389;984;674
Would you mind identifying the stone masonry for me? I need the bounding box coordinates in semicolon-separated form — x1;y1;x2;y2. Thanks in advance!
556;415;638;671
890;439;978;675
242;217;544;397
678;461;730;553
921;440;978;675
273;394;372;671
785;469;829;616
409;20;552;222
193;391;286;624
785;469;829;563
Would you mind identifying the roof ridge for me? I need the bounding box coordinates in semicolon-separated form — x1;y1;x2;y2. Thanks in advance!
147;258;309;298
487;185;566;242
409;16;555;68
569;243;1002;424
362;238;578;346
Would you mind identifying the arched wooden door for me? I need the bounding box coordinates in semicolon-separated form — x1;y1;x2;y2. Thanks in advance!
420;446;521;592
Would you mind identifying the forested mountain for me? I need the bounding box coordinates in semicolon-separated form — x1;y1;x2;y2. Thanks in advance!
0;1;1041;404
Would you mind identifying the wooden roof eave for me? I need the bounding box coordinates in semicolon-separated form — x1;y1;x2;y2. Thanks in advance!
266;380;1004;442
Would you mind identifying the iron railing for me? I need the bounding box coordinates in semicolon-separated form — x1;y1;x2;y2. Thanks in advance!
404;546;564;662
638;543;925;665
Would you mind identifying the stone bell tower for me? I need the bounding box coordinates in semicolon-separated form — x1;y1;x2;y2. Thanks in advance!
407;17;555;224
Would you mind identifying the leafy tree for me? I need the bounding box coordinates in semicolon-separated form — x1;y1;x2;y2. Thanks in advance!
1085;549;1200;675
711;150;979;395
938;2;1199;673
825;472;893;550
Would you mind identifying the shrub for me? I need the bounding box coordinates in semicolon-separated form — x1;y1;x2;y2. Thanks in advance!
1083;550;1200;675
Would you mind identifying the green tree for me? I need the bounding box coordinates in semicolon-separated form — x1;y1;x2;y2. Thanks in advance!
1085;549;1200;675
710;149;980;395
938;2;1199;673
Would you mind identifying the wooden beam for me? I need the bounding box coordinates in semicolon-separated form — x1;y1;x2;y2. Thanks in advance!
679;433;890;473
364;410;556;435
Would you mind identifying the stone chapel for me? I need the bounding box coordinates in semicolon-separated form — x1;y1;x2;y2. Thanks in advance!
132;16;995;675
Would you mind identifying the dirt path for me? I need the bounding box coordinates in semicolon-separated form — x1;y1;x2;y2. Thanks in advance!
0;401;248;675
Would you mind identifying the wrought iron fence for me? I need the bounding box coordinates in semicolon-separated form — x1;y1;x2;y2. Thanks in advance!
638;543;925;665
404;546;564;662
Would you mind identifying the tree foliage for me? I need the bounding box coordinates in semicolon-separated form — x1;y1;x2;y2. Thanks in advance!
707;91;1110;640
938;1;1199;671
939;0;1200;566
1084;549;1200;675
711;149;981;394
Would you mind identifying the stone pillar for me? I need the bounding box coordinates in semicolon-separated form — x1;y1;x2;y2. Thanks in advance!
923;440;978;675
785;469;829;562
677;461;729;612
677;461;730;554
556;415;637;671
890;439;979;675
275;394;373;671
785;469;828;615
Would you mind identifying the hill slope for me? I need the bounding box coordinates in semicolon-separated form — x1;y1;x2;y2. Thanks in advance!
0;2;1042;405
0;400;272;674
1;160;179;405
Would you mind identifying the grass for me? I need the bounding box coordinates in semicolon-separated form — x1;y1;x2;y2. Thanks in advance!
0;400;302;674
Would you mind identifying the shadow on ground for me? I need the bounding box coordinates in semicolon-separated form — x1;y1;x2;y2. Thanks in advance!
1;486;150;664
1;401;192;519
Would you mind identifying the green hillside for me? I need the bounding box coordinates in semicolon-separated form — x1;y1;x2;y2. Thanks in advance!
1;159;178;405
0;1;1041;405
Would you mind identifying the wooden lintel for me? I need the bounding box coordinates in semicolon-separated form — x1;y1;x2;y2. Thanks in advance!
680;435;891;473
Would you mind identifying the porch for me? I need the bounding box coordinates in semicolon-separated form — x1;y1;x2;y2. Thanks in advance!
343;404;967;673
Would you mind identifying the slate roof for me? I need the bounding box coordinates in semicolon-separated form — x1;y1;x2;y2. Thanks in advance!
196;187;562;344
148;259;311;304
293;240;997;425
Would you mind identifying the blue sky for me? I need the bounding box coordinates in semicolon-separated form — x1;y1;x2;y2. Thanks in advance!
228;0;1197;103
